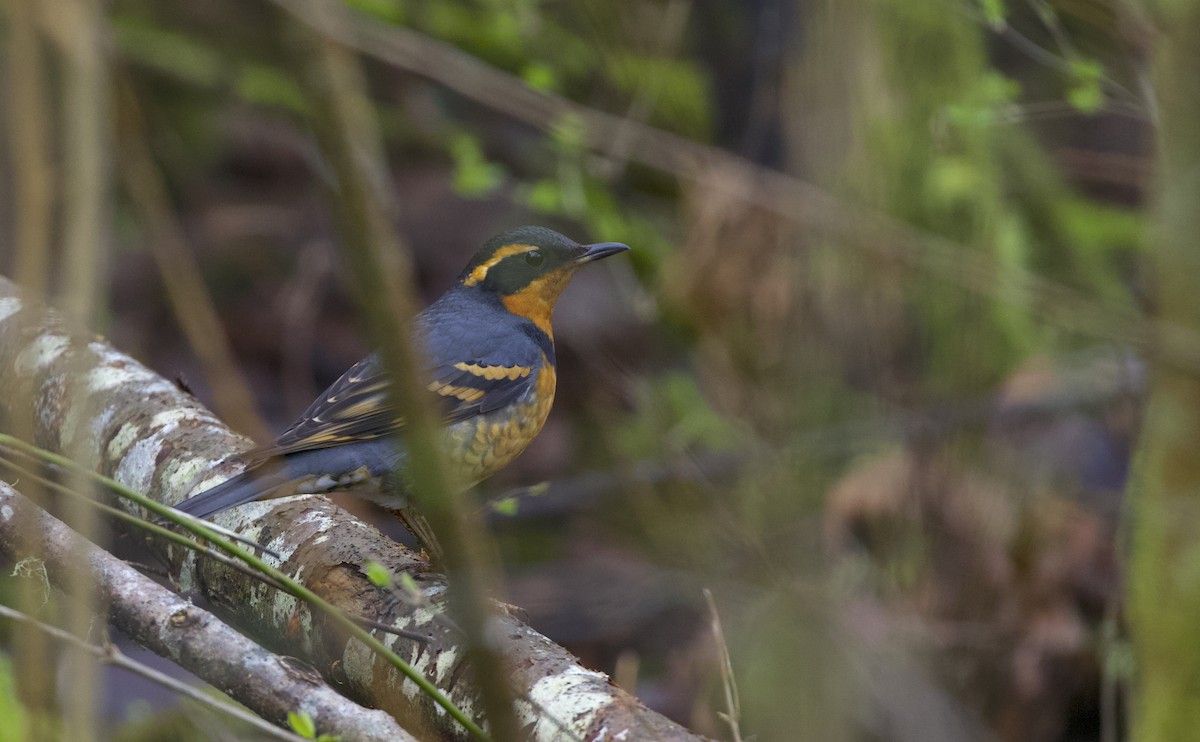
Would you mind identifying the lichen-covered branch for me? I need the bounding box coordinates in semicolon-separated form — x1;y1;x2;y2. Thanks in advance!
0;277;705;740
0;481;415;742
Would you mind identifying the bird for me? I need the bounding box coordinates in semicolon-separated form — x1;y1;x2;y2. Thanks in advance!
173;226;629;557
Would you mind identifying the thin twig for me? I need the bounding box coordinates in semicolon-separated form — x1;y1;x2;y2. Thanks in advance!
1;455;285;591
289;1;510;737
0;445;280;558
4;0;55;296
45;3;111;736
0;452;431;644
0;434;464;730
0;604;306;742
703;588;742;742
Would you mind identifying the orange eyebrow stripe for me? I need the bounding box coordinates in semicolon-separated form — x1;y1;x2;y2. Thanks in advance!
453;362;531;381
461;244;536;287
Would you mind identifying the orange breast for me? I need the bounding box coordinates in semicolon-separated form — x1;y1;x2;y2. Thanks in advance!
443;356;556;485
500;270;572;339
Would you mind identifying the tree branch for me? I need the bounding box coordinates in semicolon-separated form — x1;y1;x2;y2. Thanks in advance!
0;480;417;742
0;277;706;739
0;602;306;742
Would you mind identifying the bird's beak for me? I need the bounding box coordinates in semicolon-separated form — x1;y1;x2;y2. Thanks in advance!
575;242;630;264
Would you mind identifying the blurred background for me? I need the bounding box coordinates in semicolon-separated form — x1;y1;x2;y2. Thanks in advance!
0;0;1170;739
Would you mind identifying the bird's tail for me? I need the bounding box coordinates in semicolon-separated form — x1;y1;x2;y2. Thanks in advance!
173;439;406;521
172;465;292;520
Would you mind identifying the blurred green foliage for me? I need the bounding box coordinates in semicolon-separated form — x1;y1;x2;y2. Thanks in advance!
0;653;28;742
3;0;1161;738
616;372;741;458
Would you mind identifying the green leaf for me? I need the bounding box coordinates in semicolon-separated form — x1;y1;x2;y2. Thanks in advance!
113;17;223;87
978;72;1021;105
617;372;740;458
549;113;586;155
945;103;995;128
1066;58;1105;113
1067;83;1103;114
525;180;563;213
449;134;505;197
288;710;317;739
979;0;1006;28
0;654;27;742
235;64;307;113
926;156;980;205
1067;57;1103;82
398;573;422;598
364;560;393;588
521;63;558;92
489;11;523;53
606;53;713;139
344;0;405;23
490;497;519;516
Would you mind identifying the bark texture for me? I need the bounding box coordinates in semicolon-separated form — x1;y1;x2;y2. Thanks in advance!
0;481;416;742
0;278;704;741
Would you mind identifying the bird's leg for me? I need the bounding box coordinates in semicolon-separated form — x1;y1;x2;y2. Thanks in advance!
389;507;443;565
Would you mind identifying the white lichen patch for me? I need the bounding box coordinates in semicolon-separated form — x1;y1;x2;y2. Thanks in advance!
264;535;302;566
434;647;460;684
269;591;311;641
58;396;95;459
407;607;438;628
110;415;228;502
148;408;200;432
107;422;141;462
523;665;613;738
215;499;339;564
68;405;119;471
189;468;242;499
159;456;214;503
89;406;115;444
85;361;177;396
0;296;22;323
341;636;376;686
399;676;433;706
114;436;167;495
15;333;70;376
0;503;13;523
290;501;339;527
178;550;200;593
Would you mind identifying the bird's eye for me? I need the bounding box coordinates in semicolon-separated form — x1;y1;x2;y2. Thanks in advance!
524;250;545;267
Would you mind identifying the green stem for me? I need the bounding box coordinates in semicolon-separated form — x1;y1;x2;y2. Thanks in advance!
0;433;488;740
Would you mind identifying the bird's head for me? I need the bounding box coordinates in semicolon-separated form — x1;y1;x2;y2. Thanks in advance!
457;226;629;336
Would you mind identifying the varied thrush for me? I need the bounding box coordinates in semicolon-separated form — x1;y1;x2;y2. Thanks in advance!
173;226;629;554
